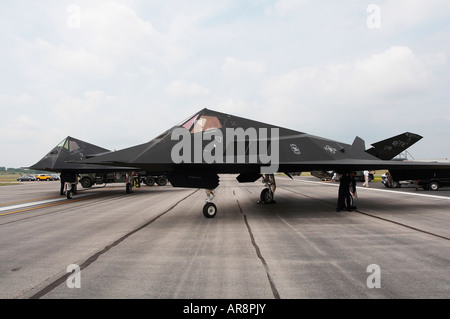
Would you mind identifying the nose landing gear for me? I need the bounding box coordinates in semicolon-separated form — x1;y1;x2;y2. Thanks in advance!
203;189;217;218
259;174;276;204
201;174;277;218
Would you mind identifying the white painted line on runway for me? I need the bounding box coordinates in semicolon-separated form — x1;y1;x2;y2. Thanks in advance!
0;198;66;212
0;193;99;214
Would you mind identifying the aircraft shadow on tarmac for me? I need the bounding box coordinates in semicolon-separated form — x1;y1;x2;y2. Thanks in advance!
240;191;446;219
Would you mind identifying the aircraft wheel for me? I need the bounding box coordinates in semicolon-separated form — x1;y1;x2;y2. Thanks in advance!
203;203;217;218
157;176;167;186
429;182;439;191
126;183;132;194
145;176;155;186
260;188;273;204
80;177;92;188
66;190;73;199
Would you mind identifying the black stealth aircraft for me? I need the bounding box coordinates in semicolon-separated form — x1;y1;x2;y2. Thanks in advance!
30;136;116;173
30;136;141;197
77;108;450;218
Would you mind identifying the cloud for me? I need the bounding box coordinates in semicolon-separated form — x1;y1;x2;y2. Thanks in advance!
350;46;441;98
265;0;311;16
76;1;186;65
52;90;118;123
0;115;41;142
0;114;66;166
1;1;450;166
0;93;37;105
381;0;449;30
222;57;266;79
25;38;116;78
15;1;186;83
259;46;448;141
262;46;445;107
165;80;210;97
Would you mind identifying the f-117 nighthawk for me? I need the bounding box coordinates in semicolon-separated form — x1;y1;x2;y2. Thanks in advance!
30;136;118;173
72;108;450;218
30;136;167;197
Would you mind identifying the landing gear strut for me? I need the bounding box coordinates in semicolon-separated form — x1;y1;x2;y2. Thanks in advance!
65;182;77;199
259;174;276;204
203;189;217;218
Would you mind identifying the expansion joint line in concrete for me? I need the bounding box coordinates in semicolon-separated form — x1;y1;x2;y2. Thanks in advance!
235;199;280;299
29;189;199;299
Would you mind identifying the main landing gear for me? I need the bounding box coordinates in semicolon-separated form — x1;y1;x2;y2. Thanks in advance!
201;174;278;219
65;182;77;199
259;174;276;204
203;189;217;218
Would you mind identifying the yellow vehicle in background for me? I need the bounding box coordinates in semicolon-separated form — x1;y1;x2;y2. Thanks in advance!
35;174;55;181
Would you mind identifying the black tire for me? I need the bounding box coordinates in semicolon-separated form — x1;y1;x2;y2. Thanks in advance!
429;181;439;191
203;203;217;218
156;176;167;186
80;177;93;188
126;183;132;194
260;188;273;204
145;176;155;186
66;190;73;199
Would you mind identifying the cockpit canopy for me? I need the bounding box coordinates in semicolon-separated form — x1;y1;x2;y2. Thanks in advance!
181;114;223;133
46;137;81;157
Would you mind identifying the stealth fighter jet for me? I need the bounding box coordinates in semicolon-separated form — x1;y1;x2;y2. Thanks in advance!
77;108;450;218
30;136;115;173
30;136;143;197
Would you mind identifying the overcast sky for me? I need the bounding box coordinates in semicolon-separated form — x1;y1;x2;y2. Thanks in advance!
1;0;449;168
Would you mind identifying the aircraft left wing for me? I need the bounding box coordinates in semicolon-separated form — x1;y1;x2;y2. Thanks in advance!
365;132;423;160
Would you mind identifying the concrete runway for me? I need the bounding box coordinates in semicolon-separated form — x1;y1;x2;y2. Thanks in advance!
0;176;449;299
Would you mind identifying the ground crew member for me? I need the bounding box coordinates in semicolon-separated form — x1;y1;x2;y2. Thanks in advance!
337;172;351;212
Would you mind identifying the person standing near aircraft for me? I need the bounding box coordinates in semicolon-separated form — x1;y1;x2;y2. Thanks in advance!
385;171;394;188
125;171;137;193
349;171;357;211
337;172;351;212
363;170;370;187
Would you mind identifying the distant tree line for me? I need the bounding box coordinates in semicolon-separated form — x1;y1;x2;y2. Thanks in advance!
0;167;48;175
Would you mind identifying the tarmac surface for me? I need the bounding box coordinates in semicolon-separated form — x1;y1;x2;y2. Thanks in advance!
0;175;449;299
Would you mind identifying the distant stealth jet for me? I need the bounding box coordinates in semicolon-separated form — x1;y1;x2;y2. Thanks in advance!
30;136;167;197
30;136;121;173
76;108;450;218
